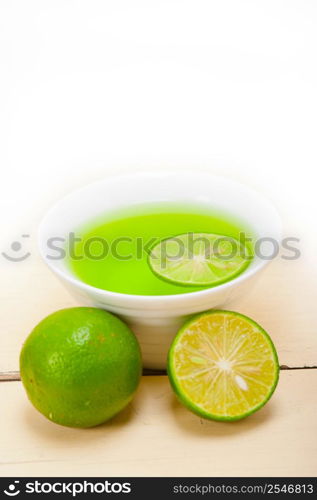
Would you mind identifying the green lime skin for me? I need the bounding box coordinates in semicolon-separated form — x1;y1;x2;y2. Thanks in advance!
167;310;280;422
20;307;142;428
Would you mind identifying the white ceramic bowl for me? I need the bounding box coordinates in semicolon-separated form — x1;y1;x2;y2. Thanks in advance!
38;171;282;369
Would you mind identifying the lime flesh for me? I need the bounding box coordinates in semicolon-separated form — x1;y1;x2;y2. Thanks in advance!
168;310;279;421
149;233;251;287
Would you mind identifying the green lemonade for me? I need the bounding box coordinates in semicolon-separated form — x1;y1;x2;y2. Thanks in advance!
68;203;254;295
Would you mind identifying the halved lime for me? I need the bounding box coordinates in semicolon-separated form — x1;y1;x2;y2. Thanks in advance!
168;310;279;421
149;233;251;287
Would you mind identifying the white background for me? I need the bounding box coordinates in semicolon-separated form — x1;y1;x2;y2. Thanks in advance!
0;0;316;264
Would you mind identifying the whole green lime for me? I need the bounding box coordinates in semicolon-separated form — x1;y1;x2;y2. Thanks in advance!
20;307;142;428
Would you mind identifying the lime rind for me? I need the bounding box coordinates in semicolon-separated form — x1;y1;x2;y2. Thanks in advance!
167;310;279;422
149;233;252;287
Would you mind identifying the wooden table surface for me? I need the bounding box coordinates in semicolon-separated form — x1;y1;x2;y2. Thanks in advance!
0;253;316;477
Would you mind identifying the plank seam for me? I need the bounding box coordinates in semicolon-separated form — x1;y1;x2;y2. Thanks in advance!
0;366;317;382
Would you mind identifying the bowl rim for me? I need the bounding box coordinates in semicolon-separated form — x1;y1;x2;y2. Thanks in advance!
38;170;282;307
